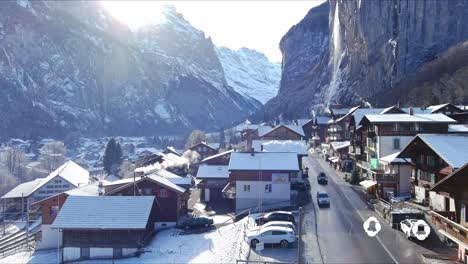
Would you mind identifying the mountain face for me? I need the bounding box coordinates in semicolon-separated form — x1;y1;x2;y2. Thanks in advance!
264;0;468;119
0;1;258;140
216;47;280;105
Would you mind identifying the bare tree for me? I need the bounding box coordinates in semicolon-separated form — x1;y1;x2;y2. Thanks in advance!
118;160;136;179
2;148;27;181
40;141;66;172
184;130;206;149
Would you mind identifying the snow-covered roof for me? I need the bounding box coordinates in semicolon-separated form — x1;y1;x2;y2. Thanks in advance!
229;152;299;171
201;150;234;163
426;103;461;113
32;161;89;193
257;125;275;137
149;169;191;186
196;165;229;179
360;114;456;124
1;178;45;199
252;140;307;155
207;143;220;149
402;134;468;168
297;119;312;127
315;116;331;125
380;152;411;164
284;125;305;136
448;124;468;133
330;141;350;150
51;196;154;230
331;108;351;116
64;182;101;196
145;173;186;193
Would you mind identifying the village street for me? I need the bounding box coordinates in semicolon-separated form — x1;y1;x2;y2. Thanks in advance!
300;155;450;264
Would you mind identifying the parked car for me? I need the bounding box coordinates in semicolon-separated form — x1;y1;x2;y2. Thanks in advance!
400;219;430;240
246;226;296;248
179;217;214;230
317;191;330;208
252;221;297;233
317;172;328;185
291;181;311;190
256;211;296;225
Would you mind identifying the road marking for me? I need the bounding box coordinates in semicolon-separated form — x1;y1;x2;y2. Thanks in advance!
313;156;399;264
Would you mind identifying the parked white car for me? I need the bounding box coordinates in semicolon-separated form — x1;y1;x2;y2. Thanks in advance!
246;226;296;248
400;219;431;240
251;221;296;233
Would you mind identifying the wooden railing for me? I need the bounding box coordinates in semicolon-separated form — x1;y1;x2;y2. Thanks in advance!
429;211;468;247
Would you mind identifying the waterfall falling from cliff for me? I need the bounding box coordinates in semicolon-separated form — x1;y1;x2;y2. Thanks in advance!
326;1;343;106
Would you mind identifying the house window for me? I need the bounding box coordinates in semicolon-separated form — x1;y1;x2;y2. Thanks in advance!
47;190;54;194
265;184;272;193
159;189;168;198
46;185;53;189
80;248;90;260
38;191;45;194
54;179;62;184
461;204;467;222
50;206;59;216
393;123;399;132
243;185;251;192
62;184;70;188
393;138;400;150
143;188;152;195
427;155;436;167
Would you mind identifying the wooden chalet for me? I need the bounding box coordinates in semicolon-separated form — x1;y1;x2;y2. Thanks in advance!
51;196;155;262
104;173;189;228
187;142;219;161
429;163;468;262
398;134;468;209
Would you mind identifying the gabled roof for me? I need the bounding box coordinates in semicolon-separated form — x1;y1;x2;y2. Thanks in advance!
252;140;307;155
380;106;406;114
399;134;468;169
431;162;468;192
31;160;90;194
196;165;229;179
427;103;463;113
257;125;275;137
149;169;191;186
360;114;456;125
228;152;299;171
188;142;217;151
448;124;468;133
1;178;45;199
200;150;234;163
145;173;186;193
260;125;305;137
51;196;154;230
104;170;187;193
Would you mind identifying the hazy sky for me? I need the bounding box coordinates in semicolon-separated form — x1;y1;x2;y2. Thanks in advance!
101;1;323;62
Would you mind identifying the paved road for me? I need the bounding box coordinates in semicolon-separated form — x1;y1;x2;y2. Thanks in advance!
301;155;451;264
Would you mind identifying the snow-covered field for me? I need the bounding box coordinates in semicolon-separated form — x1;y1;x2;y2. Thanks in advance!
0;217;249;264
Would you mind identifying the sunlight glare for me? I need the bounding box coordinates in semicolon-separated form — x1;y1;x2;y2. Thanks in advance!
100;1;166;29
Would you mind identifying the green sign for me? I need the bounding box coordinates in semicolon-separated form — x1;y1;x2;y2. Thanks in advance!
370;158;379;169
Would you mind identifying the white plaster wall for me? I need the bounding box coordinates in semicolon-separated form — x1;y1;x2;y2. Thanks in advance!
398;164;412;195
378;136;413;159
235;181;290;212
90;248;113;259
63;247;80;262
415;186;426;202
36;225;62;250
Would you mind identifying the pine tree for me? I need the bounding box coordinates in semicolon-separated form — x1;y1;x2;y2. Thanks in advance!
103;138;123;175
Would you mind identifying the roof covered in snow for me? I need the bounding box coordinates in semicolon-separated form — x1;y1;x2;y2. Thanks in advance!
201;150;234;163
196;165;229;179
448;124;468;133
380;152;411;164
257;125;275;137
360;114;456;124
330;141;350;150
1;178;45;199
32;161;90;193
229;152;299;171
145;173;186;193
400;134;468;168
104;170;187;192
252;140;307;155
51;196;154;230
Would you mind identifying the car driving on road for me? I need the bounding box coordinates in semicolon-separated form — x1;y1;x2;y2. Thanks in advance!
317;172;328;185
317;191;330;208
255;211;296;225
246;226;296;248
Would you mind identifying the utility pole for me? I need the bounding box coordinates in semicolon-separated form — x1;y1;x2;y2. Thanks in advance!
3;198;6;236
297;207;303;264
26;198;29;251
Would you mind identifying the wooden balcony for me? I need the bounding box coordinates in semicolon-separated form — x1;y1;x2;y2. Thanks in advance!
429;211;468;250
376;173;397;182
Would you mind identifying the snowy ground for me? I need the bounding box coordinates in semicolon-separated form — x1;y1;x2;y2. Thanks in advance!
0;217;248;264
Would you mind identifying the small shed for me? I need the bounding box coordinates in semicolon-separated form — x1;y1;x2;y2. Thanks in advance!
51;196;156;262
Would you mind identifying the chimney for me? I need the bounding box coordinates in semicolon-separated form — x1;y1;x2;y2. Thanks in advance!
260;144;264;152
98;181;103;196
250;148;255;156
409;107;414;115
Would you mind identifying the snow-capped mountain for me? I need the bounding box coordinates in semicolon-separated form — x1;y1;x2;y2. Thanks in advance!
216;47;281;105
0;2;259;139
